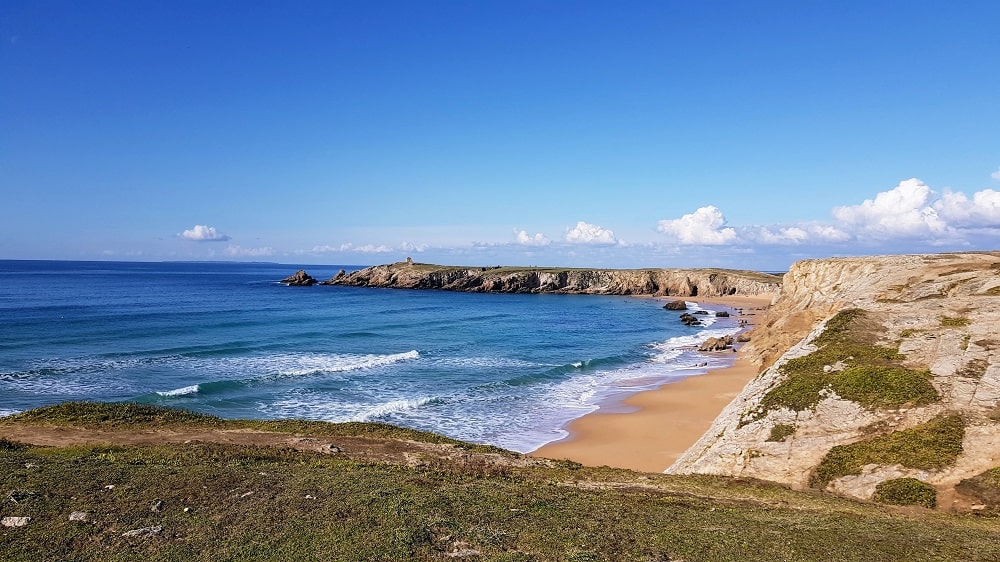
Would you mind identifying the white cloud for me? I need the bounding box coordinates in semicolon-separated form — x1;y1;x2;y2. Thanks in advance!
400;241;429;253
224;245;274;258
807;224;851;242
934;188;1000;228
832;178;948;238
991;167;1000;181
657;206;737;245
564;221;618;245
515;229;550;246
340;243;393;253
752;226;809;244
180;224;230;242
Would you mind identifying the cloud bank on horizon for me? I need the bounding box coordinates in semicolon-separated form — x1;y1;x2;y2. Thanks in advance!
176;174;999;270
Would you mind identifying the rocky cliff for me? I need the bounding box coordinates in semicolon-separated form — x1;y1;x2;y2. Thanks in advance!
669;251;1000;511
319;261;782;297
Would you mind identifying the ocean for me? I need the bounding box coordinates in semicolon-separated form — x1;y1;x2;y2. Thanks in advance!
0;260;741;452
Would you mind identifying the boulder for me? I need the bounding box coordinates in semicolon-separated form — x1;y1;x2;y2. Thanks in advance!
1;516;30;528
717;311;731;317
698;335;734;352
736;331;752;343
694;310;709;315
663;300;688;310
281;270;317;286
69;511;89;522
679;313;702;326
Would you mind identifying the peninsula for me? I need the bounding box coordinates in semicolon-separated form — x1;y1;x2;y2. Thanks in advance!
284;259;782;297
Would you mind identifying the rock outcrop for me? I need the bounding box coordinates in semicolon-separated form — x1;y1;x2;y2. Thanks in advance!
663;300;688;310
316;261;781;297
669;251;1000;511
699;335;734;352
280;270;317;286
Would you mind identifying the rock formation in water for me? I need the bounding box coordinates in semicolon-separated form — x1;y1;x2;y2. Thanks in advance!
280;270;317;286
314;261;782;297
669;251;1000;512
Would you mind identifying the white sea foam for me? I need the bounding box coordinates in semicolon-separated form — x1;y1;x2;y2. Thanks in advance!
156;384;200;397
358;397;437;421
263;394;438;424
267;350;420;377
0;408;21;417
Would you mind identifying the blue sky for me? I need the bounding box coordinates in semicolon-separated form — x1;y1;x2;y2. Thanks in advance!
2;1;999;270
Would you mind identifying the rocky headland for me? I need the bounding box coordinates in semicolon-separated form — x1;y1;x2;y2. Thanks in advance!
291;259;782;297
669;251;1000;511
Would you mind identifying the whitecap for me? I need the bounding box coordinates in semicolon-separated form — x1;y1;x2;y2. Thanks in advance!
156;384;200;397
0;408;21;417
358;397;438;421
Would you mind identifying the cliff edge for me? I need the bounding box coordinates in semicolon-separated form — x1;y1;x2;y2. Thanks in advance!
318;260;781;297
669;251;1000;512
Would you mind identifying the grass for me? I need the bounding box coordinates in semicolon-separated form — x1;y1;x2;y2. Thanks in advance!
0;402;509;455
810;414;965;488
940;315;971;328
754;309;939;418
2;431;999;561
872;478;937;508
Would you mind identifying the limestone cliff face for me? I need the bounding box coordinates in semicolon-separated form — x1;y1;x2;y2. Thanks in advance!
669;252;1000;510
322;261;781;297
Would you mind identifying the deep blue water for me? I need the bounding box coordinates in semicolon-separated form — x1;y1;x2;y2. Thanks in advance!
0;261;740;452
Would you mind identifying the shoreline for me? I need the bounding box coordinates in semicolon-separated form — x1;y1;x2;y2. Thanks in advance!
529;294;773;473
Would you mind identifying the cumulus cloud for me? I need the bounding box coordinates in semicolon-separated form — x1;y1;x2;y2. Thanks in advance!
339;243;393;253
514;230;550;246
224;245;274;258
657;206;737;245
180;224;230;242
564;221;618;245
832;178;948;238
934;188;1000;228
992;168;1000;181
744;223;852;245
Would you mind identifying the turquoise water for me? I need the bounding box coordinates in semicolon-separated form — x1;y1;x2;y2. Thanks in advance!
0;261;740;452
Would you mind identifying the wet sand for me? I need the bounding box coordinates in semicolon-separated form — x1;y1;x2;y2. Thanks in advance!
529;295;773;473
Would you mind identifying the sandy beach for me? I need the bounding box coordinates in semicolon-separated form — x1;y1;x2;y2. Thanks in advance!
530;294;774;473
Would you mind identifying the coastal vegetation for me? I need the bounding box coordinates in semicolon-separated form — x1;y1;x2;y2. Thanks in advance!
810;414;966;488
753;309;937;418
2;404;999;561
872;478;938;508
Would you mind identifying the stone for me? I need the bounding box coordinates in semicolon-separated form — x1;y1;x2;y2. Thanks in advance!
717;311;731;317
69;511;89;522
281;270;317;286
151;499;164;512
1;516;30;527
694;310;709;315
319;444;341;454
122;526;162;538
679;313;702;326
663;299;688;310
698;335;734;352
736;331;752;343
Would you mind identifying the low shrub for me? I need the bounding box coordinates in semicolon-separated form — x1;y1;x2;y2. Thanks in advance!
872;478;937;508
766;424;796;442
811;414;965;488
829;366;939;409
